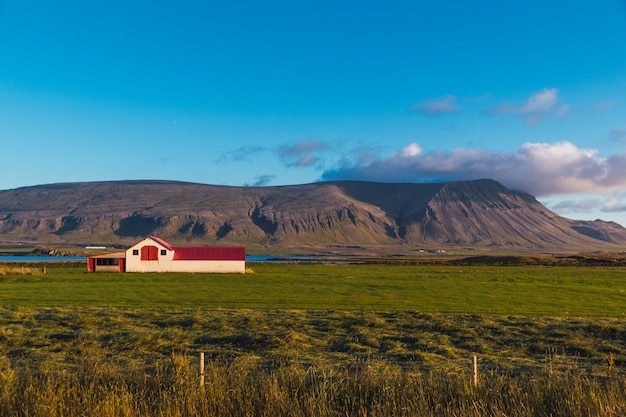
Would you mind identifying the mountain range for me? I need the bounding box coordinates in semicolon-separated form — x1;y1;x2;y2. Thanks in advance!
1;179;625;253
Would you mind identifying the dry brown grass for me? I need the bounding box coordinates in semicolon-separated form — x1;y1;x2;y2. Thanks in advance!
0;307;626;415
0;353;625;417
0;265;46;275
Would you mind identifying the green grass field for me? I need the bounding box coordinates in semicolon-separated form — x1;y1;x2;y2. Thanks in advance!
1;262;625;316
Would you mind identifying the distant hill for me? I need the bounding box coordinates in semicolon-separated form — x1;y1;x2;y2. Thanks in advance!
1;179;625;253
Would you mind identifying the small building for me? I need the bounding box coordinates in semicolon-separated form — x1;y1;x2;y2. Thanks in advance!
88;236;246;273
87;251;126;273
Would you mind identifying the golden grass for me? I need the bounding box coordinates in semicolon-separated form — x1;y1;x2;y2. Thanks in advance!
0;265;46;275
0;352;625;417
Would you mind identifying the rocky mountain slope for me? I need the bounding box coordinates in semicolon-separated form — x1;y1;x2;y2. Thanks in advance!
0;179;625;252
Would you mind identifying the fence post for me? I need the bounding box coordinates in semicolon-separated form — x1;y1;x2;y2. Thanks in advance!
200;352;205;387
472;355;478;387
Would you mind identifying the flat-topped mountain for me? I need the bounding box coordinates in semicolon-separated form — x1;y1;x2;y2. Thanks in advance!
0;179;625;252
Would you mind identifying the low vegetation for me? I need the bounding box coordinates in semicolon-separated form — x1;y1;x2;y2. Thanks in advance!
0;265;46;275
0;261;625;415
1;352;625;417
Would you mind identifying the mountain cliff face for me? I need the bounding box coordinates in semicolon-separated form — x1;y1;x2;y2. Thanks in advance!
0;179;625;251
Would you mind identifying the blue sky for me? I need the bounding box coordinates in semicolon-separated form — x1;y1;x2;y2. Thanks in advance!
1;1;626;226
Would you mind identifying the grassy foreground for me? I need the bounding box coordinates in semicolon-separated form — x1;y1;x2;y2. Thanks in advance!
1;353;625;417
1;262;626;415
1;307;626;416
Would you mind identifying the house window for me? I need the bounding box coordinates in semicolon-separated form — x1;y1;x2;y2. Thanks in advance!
161;249;167;256
96;258;119;266
133;249;139;255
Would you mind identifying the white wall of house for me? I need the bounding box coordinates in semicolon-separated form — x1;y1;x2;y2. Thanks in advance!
125;237;172;272
126;257;245;273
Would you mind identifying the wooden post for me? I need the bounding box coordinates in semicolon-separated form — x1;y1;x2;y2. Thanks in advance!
472;355;478;387
199;352;205;387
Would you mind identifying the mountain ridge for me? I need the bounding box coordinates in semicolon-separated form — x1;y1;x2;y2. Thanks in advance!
0;179;625;252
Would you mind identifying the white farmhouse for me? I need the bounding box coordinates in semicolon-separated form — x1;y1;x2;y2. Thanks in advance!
88;236;246;273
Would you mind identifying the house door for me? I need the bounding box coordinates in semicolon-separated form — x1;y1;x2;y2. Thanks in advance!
141;245;159;261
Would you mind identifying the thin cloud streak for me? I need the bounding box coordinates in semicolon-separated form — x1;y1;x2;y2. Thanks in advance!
411;95;461;116
549;199;600;214
546;191;626;220
320;141;626;198
216;145;266;163
276;139;330;167
594;100;619;111
485;88;568;125
247;175;275;187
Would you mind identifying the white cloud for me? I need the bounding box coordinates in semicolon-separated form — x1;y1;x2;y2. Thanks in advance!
601;192;626;213
486;88;567;125
321;141;626;198
549;198;600;214
411;95;460;116
520;88;558;114
398;143;423;157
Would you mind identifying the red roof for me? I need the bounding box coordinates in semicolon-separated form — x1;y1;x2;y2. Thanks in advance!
148;235;174;250
173;246;246;261
146;236;245;261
